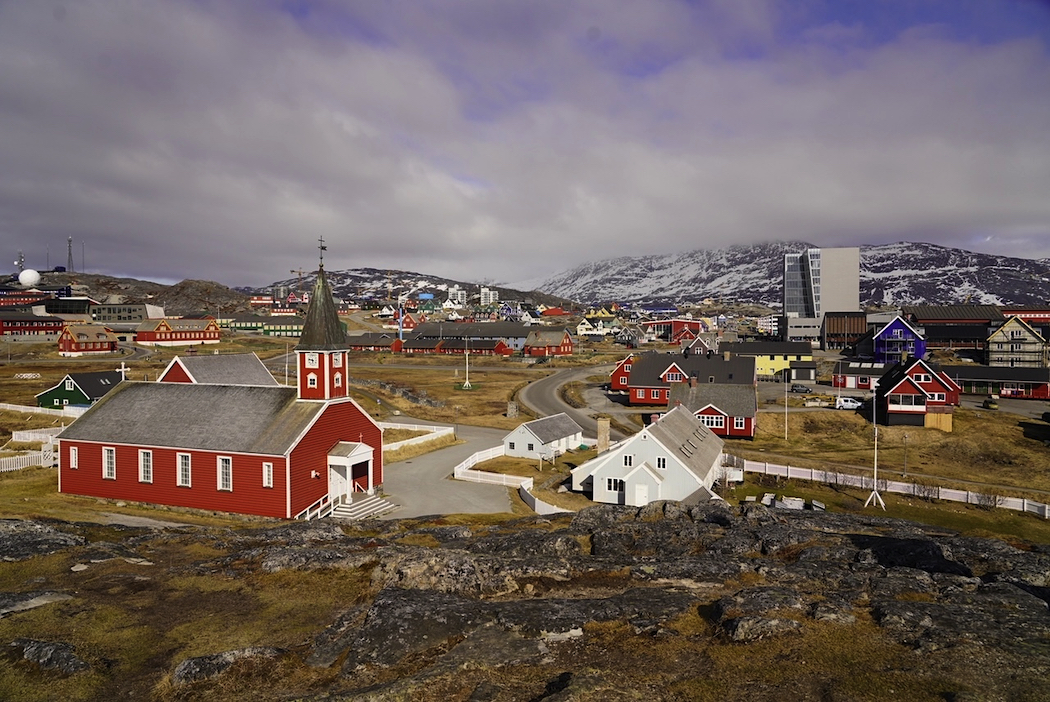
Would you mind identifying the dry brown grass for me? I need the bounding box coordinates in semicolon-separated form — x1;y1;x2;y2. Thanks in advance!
348;366;549;431
739;407;1050;495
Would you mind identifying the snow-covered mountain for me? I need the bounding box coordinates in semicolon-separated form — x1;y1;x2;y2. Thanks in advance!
534;241;1050;307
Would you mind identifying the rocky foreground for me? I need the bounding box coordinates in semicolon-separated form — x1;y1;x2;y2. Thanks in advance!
2;503;1050;701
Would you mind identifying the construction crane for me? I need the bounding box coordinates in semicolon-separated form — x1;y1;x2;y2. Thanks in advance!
290;268;305;298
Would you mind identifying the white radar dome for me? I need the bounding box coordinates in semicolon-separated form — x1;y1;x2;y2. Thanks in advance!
18;269;41;287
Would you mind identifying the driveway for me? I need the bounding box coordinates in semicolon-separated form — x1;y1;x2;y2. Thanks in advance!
380;421;511;519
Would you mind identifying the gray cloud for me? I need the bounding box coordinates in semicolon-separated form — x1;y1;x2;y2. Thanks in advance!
2;1;1048;289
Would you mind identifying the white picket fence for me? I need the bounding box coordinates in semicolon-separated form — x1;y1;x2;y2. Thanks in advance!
12;427;65;443
0;403;85;418
741;459;1050;519
452;445;572;514
0;447;54;473
380;422;455;452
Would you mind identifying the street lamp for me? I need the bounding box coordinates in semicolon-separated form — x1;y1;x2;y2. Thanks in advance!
784;371;788;441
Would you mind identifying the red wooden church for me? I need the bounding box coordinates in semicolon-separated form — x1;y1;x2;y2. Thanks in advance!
56;247;383;519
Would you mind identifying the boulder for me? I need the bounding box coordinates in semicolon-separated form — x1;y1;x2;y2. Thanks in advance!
172;647;284;685
10;639;90;674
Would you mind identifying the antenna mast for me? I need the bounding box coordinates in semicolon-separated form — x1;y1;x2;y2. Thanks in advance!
67;236;75;272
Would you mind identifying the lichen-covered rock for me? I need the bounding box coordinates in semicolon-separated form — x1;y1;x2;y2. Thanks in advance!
0;591;72;617
172;647;284;685
0;520;85;561
10;638;90;674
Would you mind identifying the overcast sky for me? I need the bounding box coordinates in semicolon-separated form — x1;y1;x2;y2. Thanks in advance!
2;1;1049;288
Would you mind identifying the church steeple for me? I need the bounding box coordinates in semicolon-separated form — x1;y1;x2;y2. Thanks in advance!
295;237;349;400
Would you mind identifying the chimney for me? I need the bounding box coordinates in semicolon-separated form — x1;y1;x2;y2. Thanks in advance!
651;413;661;424
689;375;697;388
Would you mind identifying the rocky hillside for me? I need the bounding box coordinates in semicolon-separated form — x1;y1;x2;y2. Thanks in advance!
536;241;1050;307
3;503;1048;700
40;272;253;317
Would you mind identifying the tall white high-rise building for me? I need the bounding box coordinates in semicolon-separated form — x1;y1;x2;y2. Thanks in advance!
480;286;499;305
783;247;859;317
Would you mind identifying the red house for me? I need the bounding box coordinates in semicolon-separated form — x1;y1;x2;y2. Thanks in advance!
831;360;892;391
615;351;756;406
668;380;757;439
57;324;119;357
609;354;636;392
523;329;574;356
158;353;281;386
135;318;221;347
874;358;961;429
57;255;385;520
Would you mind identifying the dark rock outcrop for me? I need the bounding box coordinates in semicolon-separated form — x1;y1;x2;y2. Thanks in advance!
9;638;90;674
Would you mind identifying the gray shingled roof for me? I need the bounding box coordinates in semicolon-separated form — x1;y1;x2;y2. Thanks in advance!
627;352;755;388
296;265;348;351
719;341;813;356
523;413;584;444
668;383;757;417
174;353;279;386
413;321;532;340
902;305;1005;322
58;382;323;455
647;406;724;484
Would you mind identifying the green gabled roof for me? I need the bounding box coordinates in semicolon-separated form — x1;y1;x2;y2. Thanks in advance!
296;265;347;351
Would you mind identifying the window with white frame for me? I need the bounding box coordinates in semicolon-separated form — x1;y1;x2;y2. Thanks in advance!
734;416;746;430
305;353;319;368
635;389;644;399
138;450;153;483
65;379;74;391
509;442;515;450
606;478;625;492
69;446;78;470
307;373;318;388
666;372;683;382
700;415;726;429
103;447;116;480
177;453;192;487
914;373;931;383
333;353;343;368
334;373;342;388
217;456;232;491
651;389;660;399
932;392;945;402
262;462;273;488
656;456;666;470
527;443;534;451
623;454;633;467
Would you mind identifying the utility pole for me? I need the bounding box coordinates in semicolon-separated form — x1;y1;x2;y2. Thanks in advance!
865;381;886;510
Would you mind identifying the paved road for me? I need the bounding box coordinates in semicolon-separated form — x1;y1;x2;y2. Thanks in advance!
380;421;511;519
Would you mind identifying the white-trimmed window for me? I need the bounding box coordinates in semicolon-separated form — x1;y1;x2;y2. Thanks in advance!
334;373;342;388
177;453;192;487
333;353;342;368
656;456;666;470
734;416;746;430
217;456;232;491
700;415;726;429
606;478;625;492
305;352;319;368
635;389;644;399
69;446;78;470
623;454;633;467
932;392;945;402
509;442;515;450
65;378;74;391
103;447;116;480
527;443;534;452
138;450;153;483
650;389;660;399
666;372;683;382
307;373;318;389
262;462;274;488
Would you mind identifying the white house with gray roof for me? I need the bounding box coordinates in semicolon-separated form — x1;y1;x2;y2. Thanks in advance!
571;406;724;507
503;413;585;460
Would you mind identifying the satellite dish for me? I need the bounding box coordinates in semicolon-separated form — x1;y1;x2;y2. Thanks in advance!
18;269;41;287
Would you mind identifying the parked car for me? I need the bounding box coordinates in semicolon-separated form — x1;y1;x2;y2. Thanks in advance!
982;396;999;410
790;384;811;394
835;397;863;410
